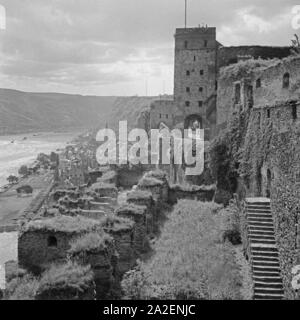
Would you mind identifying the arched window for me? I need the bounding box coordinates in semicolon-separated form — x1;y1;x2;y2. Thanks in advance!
47;235;57;247
283;73;290;89
256;78;261;88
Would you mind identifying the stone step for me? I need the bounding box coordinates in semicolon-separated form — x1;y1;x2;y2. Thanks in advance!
250;239;276;245
247;208;271;213
253;261;280;267
249;234;275;240
247;213;273;218
255;288;284;295
253;256;279;263
249;230;275;236
253;275;283;283
253;271;281;277
252;252;279;259
255;282;283;289
254;295;283;300
248;221;274;227
248;218;273;226
253;265;280;272
249;226;275;232
251;244;277;250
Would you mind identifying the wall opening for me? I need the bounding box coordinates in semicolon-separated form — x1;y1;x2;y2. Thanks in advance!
292;104;298;120
234;83;241;104
283;72;290;89
186;70;190;76
256;78;261;88
200;70;204;76
184;114;203;129
267;109;271;119
266;169;272;198
47;235;58;248
185;101;190;107
184;40;188;49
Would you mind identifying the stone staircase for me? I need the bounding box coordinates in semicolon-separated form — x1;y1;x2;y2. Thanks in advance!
246;198;284;300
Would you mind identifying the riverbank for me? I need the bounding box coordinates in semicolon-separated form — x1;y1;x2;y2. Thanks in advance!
0;130;84;187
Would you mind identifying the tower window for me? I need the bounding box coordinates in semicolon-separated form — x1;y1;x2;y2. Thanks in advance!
159;114;162;119
186;87;190;93
267;109;271;118
215;81;218;91
199;87;203;92
292;104;297;120
283;73;290;89
194;56;196;61
204;40;208;47
48;235;58;248
200;70;204;76
185;101;190;107
186;70;190;76
184;40;188;49
198;101;203;107
256;78;261;88
166;114;169;119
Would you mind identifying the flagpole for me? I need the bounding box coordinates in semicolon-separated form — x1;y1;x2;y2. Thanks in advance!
185;0;187;28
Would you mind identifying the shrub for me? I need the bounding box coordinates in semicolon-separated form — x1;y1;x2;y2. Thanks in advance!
69;232;113;254
6;274;39;300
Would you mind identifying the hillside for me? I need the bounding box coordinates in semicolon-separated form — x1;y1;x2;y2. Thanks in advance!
0;89;163;135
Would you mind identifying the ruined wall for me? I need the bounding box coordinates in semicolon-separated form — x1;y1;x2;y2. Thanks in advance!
217;56;300;126
18;231;78;273
253;56;300;107
218;46;291;68
116;204;148;255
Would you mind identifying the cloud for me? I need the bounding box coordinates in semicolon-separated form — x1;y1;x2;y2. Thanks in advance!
0;0;297;95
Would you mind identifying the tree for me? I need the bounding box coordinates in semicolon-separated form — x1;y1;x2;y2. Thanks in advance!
7;175;19;184
18;165;28;177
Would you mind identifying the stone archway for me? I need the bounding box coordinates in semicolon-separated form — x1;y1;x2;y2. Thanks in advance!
184;114;203;130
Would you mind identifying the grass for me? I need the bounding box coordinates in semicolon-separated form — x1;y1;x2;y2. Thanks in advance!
122;200;242;300
21;215;101;234
6;274;39;300
69;232;113;254
38;261;93;293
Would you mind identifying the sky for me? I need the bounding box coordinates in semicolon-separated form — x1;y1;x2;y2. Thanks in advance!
0;0;299;96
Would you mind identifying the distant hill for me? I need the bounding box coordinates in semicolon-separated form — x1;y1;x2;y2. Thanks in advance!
0;89;170;135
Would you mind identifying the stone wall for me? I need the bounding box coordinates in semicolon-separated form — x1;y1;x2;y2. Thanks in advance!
116;204;148;255
168;184;215;204
217;56;300;126
18;231;78;274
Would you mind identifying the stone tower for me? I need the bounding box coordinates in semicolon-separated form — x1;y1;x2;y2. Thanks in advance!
174;27;218;133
